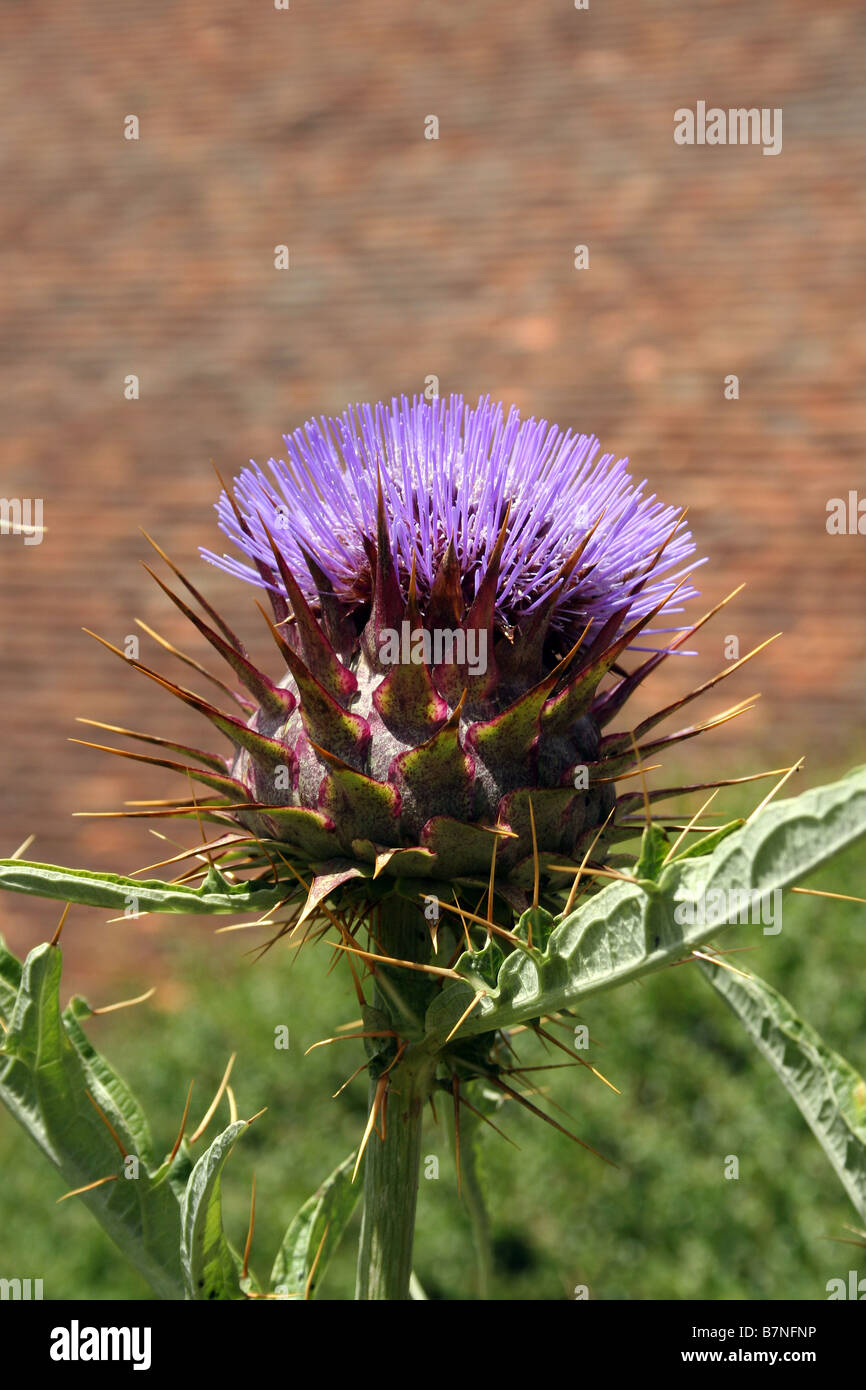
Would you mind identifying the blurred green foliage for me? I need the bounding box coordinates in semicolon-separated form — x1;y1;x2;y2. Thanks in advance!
1;785;864;1301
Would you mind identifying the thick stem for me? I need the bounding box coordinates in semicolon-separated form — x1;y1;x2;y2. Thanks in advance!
354;897;435;1301
355;1050;432;1299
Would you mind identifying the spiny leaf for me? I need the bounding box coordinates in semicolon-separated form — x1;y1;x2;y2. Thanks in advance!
270;1152;360;1299
180;1118;259;1300
700;959;866;1223
0;860;287;915
0;938;184;1299
424;766;866;1046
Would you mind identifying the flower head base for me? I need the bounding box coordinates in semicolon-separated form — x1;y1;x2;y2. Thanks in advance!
202;394;702;656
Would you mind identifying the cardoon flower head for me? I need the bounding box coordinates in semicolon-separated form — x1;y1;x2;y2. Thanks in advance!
81;393;725;930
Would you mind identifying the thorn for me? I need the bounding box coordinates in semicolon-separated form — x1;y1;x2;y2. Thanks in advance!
134;618;252;711
500;1061;583;1074
563;805;617;916
332;1061;368;1099
630;507;690;593
659;944;758;972
661;788;721;865
631;633;782;746
328;939;465;980
497;1028;522;1063
591;762;663;785
595;583;747;726
509;1070;582;1126
691;948;753;981
91;985;156;1016
269;850;353;944
545;619;594;683
10;834;35;860
241;1173;256;1281
190;1053;237;1144
444;989;487;1045
380;1040;408;1079
227;1084;238;1125
610;695;761;772
85;1089;128;1158
456;1090;520;1149
169;1081;195;1163
133;832;254;876
492;1077;617;1167
304;1220;331;1300
67;737;235;802
528;796;540;914
214;897;295;936
424;897;529;952
554;511;609;586
75;717;230;776
305;1029;397;1056
618;818;725;829
623;766;793;797
747;757;805;822
352;1075;389;1182
550;862;640;885
185;772;215;872
486;835;499;927
139;528;245;651
50;902;71;948
629;730;652;829
57;1174;118;1203
245;827;279;883
80;629;264;762
791;886;866;905
450;887;473;954
531;1024;622;1093
333;919;367;1007
613;764;792;823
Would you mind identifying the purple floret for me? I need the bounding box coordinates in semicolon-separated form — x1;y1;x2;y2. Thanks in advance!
201;394;704;652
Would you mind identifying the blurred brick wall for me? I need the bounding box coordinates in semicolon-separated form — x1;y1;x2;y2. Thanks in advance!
1;0;864;976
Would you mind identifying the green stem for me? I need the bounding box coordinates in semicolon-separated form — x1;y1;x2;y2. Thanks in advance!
354;897;435;1301
355;1049;432;1299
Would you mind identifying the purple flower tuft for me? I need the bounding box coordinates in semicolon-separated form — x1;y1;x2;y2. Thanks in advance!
202;394;704;653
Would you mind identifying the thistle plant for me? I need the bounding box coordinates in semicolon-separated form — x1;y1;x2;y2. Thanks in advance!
1;394;865;1302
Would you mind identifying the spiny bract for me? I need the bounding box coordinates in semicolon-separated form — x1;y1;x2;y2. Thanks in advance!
88;394;731;925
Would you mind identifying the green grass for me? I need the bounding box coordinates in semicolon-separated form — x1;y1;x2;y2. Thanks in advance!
1;796;865;1301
